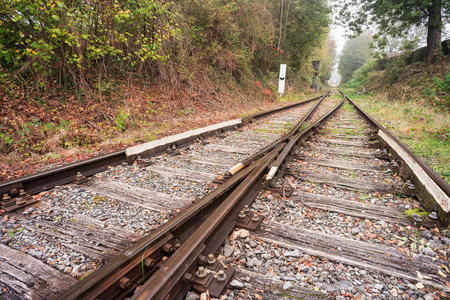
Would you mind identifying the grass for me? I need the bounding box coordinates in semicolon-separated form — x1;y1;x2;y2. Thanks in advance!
404;208;429;217
254;128;287;134
344;90;449;183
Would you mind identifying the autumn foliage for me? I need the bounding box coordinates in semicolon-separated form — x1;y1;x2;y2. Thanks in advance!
0;0;333;164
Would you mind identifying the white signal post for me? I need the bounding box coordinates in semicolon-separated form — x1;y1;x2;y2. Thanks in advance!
278;64;287;94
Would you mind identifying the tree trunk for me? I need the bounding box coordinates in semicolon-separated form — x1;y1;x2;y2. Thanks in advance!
426;0;442;60
277;0;284;52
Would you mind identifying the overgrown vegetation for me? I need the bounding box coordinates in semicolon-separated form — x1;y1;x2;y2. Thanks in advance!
343;60;374;88
334;0;450;60
1;0;178;98
346;90;449;183
1;0;333;97
342;42;449;183
338;32;373;84
0;0;335;170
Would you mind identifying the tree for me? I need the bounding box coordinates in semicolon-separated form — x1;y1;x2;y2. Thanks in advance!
335;0;450;60
338;31;373;83
275;0;331;71
315;38;337;84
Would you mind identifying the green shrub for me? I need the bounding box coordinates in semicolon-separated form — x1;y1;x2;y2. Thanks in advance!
0;0;179;96
343;60;375;88
115;110;130;132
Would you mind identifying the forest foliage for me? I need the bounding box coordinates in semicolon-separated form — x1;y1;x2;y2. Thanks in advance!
1;0;334;100
334;0;450;60
338;31;373;84
0;0;334;160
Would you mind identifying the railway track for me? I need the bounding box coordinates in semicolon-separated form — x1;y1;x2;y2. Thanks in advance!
1;91;449;300
0;93;328;299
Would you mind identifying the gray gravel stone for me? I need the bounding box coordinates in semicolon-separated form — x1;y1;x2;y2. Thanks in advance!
441;237;450;246
223;244;234;257
283;281;293;290
284;249;300;257
229;280;244;289
246;258;254;268
423;293;435;300
186;292;200;300
351;228;360;234
337;281;352;289
420;230;432;240
421;247;437;257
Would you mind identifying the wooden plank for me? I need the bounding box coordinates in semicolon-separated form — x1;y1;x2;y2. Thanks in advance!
86;180;191;213
325;134;369;140
307;146;377;158
71;214;141;240
240;131;280;138
0;244;77;300
333;125;359;129
253;124;286;130
255;221;446;289
146;165;218;183
297;171;392;193
292;191;409;224
216;140;264;149
22;215;140;263
126;119;242;161
379;131;450;215
203;144;253;155
233;269;326;300
180;155;236;167
314;138;366;147
265;120;292;124
304;157;382;172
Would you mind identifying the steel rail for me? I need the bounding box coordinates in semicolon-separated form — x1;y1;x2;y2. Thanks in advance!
131;148;283;300
267;95;345;182
343;93;450;197
0;93;328;211
58;94;332;299
130;96;345;300
57;160;258;300
241;93;326;122
0;150;126;199
228;91;330;175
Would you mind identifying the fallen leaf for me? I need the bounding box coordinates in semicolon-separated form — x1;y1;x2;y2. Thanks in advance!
390;287;398;296
416;282;424;289
431;227;440;234
438;269;447;278
416;270;424;279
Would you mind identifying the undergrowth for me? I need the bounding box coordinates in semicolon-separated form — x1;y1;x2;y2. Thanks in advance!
346;92;449;183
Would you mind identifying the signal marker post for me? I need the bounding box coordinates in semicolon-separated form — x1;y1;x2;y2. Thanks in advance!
312;61;320;93
278;64;287;94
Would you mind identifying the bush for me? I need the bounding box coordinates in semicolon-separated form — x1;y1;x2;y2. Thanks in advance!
0;0;179;96
343;60;375;88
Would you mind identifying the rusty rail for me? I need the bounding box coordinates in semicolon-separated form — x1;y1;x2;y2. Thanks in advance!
58;91;343;300
342;91;450;223
0;93;328;213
